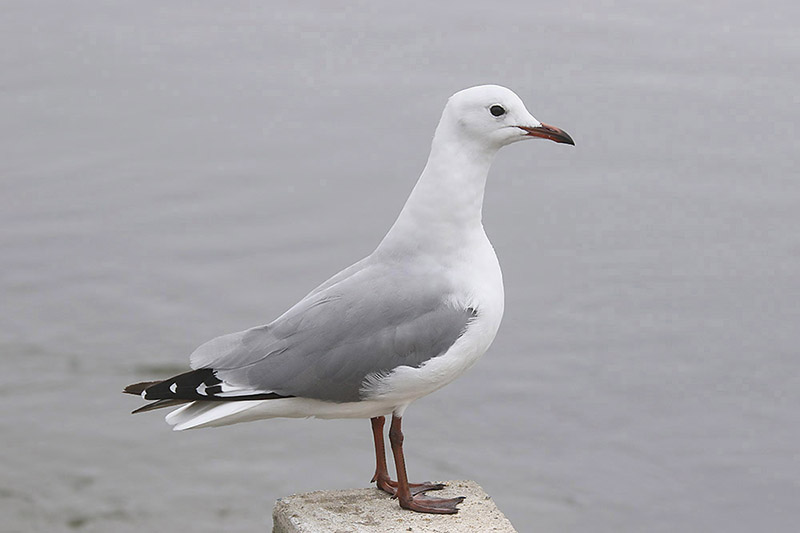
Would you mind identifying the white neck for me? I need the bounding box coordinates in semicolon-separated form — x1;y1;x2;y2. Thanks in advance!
377;123;499;257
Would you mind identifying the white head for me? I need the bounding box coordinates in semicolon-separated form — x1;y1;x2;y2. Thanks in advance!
436;85;574;151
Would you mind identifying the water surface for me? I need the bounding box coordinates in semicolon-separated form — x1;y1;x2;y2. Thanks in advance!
2;1;799;531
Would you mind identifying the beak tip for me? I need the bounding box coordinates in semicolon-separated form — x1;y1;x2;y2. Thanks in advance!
521;123;575;146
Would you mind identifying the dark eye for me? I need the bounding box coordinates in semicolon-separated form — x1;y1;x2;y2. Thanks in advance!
490;105;506;117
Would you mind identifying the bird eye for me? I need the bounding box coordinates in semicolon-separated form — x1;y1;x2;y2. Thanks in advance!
489;105;506;117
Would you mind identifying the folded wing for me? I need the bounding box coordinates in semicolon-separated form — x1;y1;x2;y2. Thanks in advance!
187;258;475;403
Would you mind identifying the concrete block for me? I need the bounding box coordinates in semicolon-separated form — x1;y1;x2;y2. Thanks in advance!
272;479;517;532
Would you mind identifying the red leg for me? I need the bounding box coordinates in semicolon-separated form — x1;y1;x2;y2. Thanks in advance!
388;415;465;514
370;416;444;496
370;416;393;492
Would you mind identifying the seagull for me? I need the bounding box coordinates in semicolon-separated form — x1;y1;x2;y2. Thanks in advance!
124;85;574;514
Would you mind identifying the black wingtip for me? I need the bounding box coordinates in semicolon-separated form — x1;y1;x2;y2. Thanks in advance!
123;380;163;395
131;398;191;414
125;368;292;411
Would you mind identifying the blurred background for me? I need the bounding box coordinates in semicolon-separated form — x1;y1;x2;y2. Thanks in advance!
1;1;798;531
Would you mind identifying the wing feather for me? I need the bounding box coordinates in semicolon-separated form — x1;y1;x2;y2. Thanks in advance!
188;257;474;402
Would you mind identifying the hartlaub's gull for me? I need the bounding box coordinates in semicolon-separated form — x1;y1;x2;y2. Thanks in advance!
125;85;574;514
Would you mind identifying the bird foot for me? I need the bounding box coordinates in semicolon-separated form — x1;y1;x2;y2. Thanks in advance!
372;475;445;496
398;493;466;514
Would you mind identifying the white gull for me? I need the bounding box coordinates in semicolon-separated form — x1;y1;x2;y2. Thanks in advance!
125;84;574;514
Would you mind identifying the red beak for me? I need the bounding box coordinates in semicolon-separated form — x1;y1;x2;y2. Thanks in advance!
517;123;575;145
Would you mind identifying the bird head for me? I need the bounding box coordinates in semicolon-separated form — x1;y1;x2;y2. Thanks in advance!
439;85;574;150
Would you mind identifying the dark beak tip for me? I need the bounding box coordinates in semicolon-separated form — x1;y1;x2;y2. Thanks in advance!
546;124;575;146
521;123;575;146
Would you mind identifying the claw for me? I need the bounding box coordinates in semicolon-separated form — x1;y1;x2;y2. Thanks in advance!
374;475;445;496
398;493;465;514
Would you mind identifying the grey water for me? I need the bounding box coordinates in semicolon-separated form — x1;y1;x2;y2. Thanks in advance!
2;1;799;531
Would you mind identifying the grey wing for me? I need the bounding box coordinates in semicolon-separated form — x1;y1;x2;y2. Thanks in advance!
188;260;475;402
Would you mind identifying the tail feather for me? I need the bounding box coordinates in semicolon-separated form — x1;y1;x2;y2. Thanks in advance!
167;400;267;430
